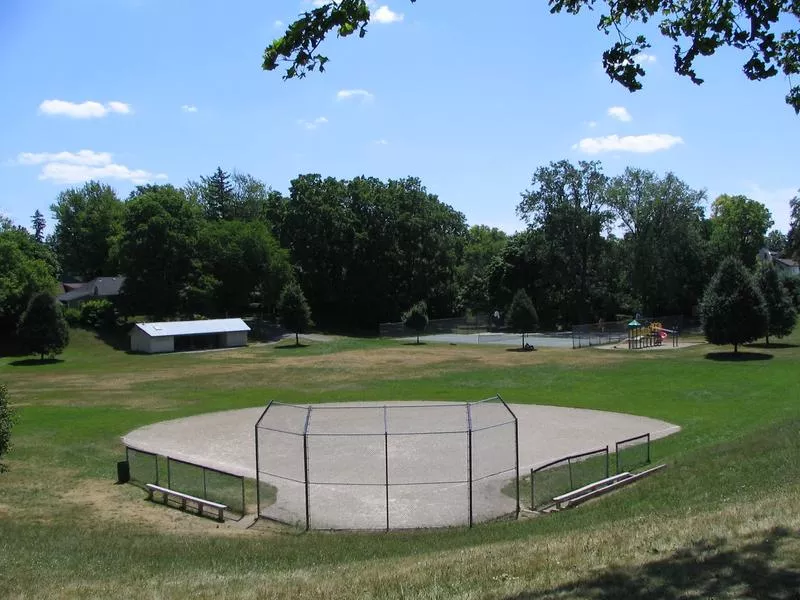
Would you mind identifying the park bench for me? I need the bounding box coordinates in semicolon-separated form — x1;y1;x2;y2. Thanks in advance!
145;483;227;522
552;464;666;509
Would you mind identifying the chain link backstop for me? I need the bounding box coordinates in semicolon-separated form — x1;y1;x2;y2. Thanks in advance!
255;397;519;530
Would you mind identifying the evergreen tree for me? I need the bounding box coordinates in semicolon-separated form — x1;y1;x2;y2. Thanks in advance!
402;300;429;344
17;292;70;360
31;210;46;243
506;288;539;350
756;263;797;345
0;384;14;473
700;258;768;353
200;167;235;220
277;282;313;345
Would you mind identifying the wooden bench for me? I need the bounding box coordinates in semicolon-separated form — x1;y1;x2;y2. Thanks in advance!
145;483;227;522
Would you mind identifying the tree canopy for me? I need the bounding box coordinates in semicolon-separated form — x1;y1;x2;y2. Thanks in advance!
506;288;539;349
700;257;768;353
756;261;797;344
264;1;800;112
17;292;70;360
277;282;314;345
710;194;773;268
402;300;429;344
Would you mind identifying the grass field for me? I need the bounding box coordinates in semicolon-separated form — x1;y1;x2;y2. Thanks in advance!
2;328;800;598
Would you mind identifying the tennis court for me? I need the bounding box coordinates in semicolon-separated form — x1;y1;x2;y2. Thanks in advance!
399;332;575;348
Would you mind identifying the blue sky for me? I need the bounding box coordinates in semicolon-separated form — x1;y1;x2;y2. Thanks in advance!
1;0;798;236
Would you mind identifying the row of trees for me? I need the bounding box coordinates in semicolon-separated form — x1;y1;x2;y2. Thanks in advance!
3;162;799;344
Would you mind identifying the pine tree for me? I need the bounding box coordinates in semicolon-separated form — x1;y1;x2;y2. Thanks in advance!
506;288;539;350
756;262;797;345
17;292;70;360
31;210;46;243
402;300;429;344
277;282;313;345
200;167;235;220
700;258;768;353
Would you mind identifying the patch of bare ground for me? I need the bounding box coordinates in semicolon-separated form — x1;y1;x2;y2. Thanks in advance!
59;479;253;537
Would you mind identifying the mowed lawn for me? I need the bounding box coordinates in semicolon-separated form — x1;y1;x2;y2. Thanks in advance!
1;328;800;599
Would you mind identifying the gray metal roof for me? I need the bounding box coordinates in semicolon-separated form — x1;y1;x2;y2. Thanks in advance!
57;276;126;302
132;318;251;338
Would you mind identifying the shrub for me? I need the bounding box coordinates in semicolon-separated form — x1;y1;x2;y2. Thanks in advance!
63;307;81;327
79;299;116;330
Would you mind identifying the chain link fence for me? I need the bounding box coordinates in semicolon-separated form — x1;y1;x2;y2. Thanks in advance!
125;447;246;516
572;315;685;349
528;433;653;510
255;397;519;530
379;314;490;338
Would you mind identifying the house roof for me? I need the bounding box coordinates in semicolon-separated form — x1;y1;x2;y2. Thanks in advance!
57;276;126;302
132;318;251;338
775;257;799;268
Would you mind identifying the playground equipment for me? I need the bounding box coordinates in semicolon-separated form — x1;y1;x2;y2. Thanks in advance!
627;319;679;350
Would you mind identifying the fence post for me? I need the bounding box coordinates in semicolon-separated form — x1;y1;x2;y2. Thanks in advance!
254;421;261;518
384;405;390;532
167;457;172;489
241;476;246;516
530;468;535;511
303;406;312;531
513;406;520;516
646;433;651;464
615;442;621;474
568;457;574;490
203;468;207;499
605;446;609;478
466;402;473;528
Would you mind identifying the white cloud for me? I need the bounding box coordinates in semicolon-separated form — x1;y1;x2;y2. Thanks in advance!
16;149;166;184
573;134;684;154
607;106;632;122
17;150;113;166
39;99;132;119
374;139;389;145
336;89;374;102
273;20;284;28
371;5;403;23
181;104;198;113
635;53;657;64
586;121;597;128
298;116;328;130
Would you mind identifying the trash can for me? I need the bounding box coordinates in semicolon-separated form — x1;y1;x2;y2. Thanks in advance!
117;460;130;484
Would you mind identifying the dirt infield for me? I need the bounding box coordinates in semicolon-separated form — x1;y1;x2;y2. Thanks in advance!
122;402;679;478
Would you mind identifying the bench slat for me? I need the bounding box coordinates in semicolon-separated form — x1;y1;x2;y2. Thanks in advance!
145;483;227;510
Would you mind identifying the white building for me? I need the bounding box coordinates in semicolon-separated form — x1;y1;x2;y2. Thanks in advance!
129;318;250;354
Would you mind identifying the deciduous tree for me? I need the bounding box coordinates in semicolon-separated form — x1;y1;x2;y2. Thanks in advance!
709;194;773;268
756;262;797;345
50;181;123;279
264;1;800;112
506;288;539;350
277;282;313;345
17;292;70;361
700;257;768;353
402;300;429;344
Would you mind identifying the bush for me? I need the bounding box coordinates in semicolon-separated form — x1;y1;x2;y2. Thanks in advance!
79;299;116;330
63;307;81;327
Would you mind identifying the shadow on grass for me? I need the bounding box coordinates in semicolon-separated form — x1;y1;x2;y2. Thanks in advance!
745;342;799;350
8;358;65;366
506;347;536;353
401;341;428;346
704;351;773;362
275;343;311;350
507;527;800;600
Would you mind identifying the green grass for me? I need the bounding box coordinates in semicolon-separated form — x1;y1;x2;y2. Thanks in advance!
1;328;800;598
